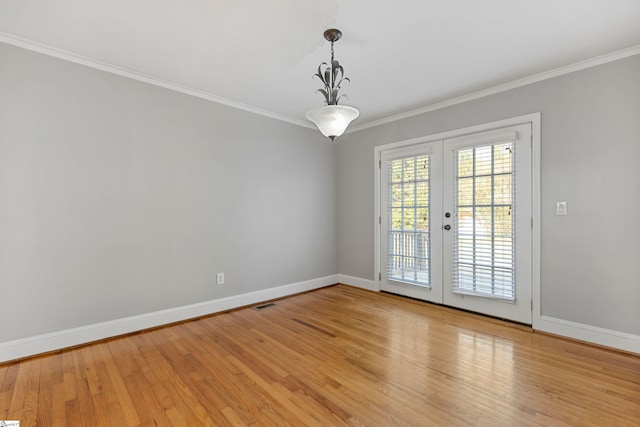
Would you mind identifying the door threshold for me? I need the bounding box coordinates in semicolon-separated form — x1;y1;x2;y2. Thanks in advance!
381;290;532;328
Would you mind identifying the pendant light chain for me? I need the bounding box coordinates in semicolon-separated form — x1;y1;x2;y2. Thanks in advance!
330;40;335;93
331;40;335;63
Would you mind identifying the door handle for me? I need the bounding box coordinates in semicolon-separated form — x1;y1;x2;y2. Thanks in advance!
443;224;451;231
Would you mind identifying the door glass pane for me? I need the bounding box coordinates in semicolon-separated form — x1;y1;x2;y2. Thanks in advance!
387;155;430;286
453;142;515;300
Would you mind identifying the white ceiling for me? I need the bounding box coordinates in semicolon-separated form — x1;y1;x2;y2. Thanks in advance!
1;0;640;130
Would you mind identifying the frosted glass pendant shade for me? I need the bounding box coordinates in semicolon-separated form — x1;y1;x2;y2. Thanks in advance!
306;105;360;141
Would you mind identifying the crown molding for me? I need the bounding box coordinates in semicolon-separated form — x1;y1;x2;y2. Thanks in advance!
348;44;640;133
0;31;314;130
2;31;638;134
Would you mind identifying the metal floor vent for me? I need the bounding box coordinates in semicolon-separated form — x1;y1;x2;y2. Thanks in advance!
255;302;277;310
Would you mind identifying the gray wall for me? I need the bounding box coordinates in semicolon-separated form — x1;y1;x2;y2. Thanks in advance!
0;42;337;342
338;54;640;335
2;39;638;347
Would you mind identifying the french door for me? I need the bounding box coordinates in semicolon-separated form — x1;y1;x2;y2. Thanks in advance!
380;123;532;324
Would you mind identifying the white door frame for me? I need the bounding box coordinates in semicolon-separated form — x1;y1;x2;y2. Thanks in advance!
374;113;541;325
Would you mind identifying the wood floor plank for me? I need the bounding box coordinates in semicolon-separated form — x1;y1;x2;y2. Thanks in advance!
123;368;171;426
220;406;248;427
6;359;31;420
2;284;639;426
35;355;53;427
131;331;220;426
95;343;140;426
72;358;97;427
0;364;7;393
50;382;66;427
64;395;82;427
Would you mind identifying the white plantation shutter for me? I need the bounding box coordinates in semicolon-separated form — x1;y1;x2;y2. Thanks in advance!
452;140;516;300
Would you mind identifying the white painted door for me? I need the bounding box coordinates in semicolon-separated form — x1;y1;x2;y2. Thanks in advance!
380;124;532;324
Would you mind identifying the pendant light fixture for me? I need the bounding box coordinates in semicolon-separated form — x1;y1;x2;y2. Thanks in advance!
306;29;359;141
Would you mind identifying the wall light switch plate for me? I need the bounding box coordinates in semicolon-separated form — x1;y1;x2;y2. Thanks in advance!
555;201;568;216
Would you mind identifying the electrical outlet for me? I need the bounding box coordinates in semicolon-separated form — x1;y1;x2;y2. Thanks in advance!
555;201;568;216
216;272;225;285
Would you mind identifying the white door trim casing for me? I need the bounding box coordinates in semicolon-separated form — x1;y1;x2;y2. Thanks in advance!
374;113;541;322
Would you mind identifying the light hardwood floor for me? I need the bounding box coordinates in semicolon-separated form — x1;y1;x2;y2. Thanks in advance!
1;284;639;426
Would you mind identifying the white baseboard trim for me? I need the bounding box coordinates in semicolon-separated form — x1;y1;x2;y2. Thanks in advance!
535;315;640;355
338;274;378;292
0;274;338;363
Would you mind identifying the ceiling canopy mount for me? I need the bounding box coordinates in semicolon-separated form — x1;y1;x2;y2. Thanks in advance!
323;28;342;43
